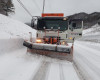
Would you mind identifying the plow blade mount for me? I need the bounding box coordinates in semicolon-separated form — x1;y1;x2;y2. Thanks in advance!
23;41;32;49
23;41;73;62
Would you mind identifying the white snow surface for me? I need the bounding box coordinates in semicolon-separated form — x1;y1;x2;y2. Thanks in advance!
0;50;80;80
0;48;43;80
0;14;36;40
0;37;79;80
0;38;79;80
74;41;100;80
83;24;100;36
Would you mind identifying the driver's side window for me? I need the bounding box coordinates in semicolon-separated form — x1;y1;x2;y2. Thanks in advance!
69;22;77;31
72;23;76;28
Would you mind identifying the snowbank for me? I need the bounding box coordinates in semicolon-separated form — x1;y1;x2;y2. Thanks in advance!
73;24;100;80
79;24;100;42
0;38;24;54
0;14;36;54
73;40;100;80
0;14;36;40
83;24;100;36
0;14;37;51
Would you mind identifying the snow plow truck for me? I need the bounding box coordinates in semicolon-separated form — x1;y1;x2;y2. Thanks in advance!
23;13;83;62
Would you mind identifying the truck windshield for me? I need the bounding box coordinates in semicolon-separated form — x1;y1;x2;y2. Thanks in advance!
37;19;68;31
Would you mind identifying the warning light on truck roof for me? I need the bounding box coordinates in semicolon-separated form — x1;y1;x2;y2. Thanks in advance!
42;13;64;17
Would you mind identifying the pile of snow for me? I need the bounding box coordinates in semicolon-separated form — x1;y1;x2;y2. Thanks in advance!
78;24;100;42
0;14;36;55
0;38;24;54
0;14;36;40
83;24;100;36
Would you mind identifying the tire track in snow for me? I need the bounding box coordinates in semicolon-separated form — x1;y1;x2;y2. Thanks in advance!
59;64;65;80
32;61;50;80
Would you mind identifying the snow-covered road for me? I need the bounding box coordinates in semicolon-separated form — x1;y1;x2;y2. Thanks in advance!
0;48;43;80
45;62;79;80
32;58;80;80
74;40;100;80
0;47;80;80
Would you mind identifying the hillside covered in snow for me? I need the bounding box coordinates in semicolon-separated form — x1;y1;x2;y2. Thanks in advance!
0;14;36;40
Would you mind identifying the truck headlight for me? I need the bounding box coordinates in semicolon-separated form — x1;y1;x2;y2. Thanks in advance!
62;41;65;45
69;37;73;40
36;39;42;43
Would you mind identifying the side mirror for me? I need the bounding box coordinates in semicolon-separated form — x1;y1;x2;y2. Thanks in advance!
31;19;35;28
31;22;34;28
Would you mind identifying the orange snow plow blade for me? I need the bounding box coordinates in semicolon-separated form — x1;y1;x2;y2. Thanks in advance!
23;41;73;62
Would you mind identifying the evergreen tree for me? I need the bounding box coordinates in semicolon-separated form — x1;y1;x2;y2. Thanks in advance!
0;0;14;16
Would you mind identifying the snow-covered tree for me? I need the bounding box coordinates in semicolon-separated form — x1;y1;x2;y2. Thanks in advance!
0;0;14;16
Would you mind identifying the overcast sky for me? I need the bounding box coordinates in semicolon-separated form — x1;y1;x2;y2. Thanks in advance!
11;0;100;23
